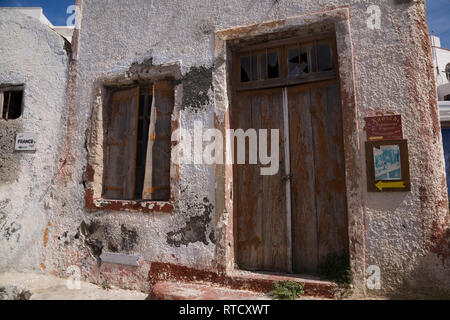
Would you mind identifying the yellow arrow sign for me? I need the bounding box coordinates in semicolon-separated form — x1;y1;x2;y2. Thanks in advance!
375;181;405;191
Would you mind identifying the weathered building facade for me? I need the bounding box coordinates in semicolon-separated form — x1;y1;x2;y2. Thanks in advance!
1;0;450;298
0;9;70;272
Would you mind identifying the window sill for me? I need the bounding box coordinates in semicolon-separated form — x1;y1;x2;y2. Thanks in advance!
85;188;174;214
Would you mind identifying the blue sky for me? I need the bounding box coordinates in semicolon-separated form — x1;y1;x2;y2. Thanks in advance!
0;0;449;47
427;0;450;48
0;0;74;26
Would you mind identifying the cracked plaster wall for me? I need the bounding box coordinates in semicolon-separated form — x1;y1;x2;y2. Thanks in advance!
0;11;69;272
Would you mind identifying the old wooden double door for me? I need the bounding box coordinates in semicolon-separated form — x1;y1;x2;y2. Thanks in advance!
233;81;349;274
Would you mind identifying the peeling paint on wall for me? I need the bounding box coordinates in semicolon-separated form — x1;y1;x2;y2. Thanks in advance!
130;57;154;73
181;66;213;112
0;127;22;184
43;222;51;248
120;224;138;253
78;220;140;259
0;9;69;272
167;197;214;247
2;222;21;242
79;220;104;259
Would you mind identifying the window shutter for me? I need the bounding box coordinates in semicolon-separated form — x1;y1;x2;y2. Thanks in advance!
103;87;139;200
142;80;174;200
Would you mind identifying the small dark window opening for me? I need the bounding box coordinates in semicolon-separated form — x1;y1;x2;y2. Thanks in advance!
267;51;280;79
288;47;311;77
300;47;309;76
260;53;267;80
444;94;450;101
317;43;333;72
251;55;258;81
240;51;280;82
1;87;23;120
310;46;317;73
288;48;300;77
446;63;450;82
240;56;250;82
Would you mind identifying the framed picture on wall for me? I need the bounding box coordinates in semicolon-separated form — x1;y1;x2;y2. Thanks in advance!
365;140;411;192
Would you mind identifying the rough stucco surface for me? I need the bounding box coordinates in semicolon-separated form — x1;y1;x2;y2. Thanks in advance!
0;11;69;272
0;272;147;300
1;0;449;298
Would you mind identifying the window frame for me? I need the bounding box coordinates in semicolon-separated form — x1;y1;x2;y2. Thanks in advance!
0;85;24;121
233;33;338;91
85;77;178;214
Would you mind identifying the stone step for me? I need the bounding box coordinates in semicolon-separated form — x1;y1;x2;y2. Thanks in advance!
149;281;268;300
148;262;339;299
228;270;338;299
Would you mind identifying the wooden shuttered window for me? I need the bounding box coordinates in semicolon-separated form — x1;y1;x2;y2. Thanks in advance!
103;87;139;200
103;80;174;201
142;81;174;200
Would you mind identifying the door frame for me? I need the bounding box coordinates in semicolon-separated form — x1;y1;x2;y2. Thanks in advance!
212;8;366;292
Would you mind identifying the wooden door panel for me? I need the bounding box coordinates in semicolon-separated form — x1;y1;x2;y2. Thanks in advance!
288;86;318;273
261;92;287;272
289;82;348;273
234;81;347;274
310;84;348;264
234;92;263;270
233;88;287;272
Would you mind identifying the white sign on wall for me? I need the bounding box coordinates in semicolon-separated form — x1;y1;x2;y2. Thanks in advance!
15;133;37;151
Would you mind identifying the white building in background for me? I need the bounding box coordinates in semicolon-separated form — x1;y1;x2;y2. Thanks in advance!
0;7;74;43
431;35;450;122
